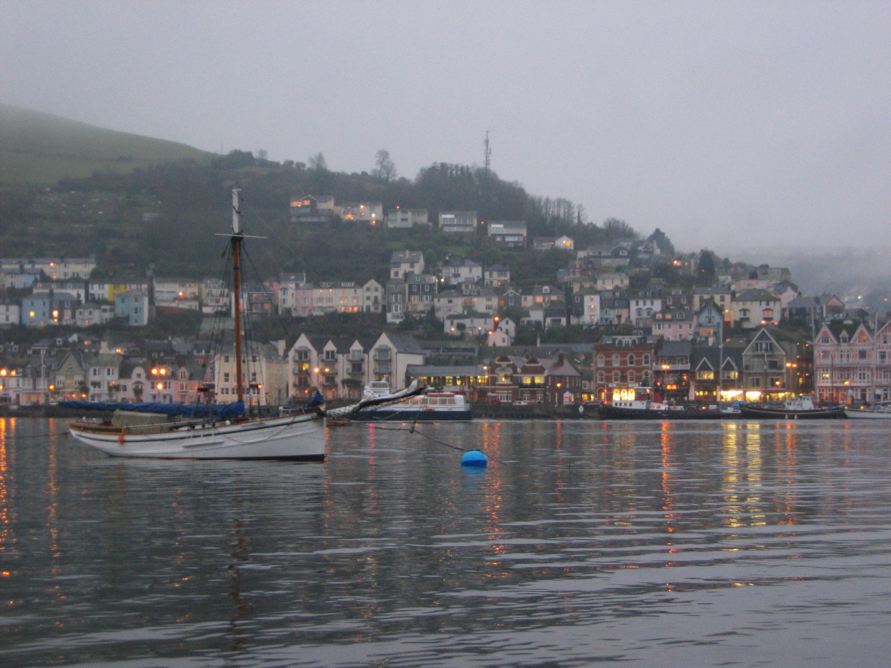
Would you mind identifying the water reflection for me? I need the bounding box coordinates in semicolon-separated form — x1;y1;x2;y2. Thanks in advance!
3;419;891;665
0;418;15;557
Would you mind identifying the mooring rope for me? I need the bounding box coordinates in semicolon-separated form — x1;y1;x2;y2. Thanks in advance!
368;422;506;464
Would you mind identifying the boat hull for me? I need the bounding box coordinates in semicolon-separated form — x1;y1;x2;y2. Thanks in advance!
351;409;472;422
69;413;326;460
739;406;846;420
598;405;724;420
844;409;891;420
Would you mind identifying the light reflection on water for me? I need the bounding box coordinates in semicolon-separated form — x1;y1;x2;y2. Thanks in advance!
1;418;891;666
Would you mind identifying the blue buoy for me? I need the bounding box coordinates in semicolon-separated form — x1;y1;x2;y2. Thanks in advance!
461;449;488;468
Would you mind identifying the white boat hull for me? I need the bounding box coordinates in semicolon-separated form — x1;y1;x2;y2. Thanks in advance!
69;413;326;460
845;409;891;420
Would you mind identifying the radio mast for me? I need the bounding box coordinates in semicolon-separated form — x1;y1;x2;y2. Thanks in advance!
484;130;492;172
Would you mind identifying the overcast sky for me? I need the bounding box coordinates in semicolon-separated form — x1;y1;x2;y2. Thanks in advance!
2;0;890;257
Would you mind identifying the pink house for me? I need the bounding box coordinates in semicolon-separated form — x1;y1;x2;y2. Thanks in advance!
652;309;697;341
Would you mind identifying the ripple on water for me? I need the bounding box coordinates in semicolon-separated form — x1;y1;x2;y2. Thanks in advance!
3;420;891;665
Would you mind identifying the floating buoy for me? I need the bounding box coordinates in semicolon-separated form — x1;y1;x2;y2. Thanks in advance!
461;450;488;468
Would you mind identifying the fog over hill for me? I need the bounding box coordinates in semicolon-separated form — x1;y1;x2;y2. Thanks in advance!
737;247;891;308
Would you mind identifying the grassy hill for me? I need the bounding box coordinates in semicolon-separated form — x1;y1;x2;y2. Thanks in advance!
0;104;212;188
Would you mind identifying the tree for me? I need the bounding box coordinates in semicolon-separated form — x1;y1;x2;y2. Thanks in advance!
603;218;637;240
308;152;328;171
374;149;397;181
696;249;717;285
648;228;675;256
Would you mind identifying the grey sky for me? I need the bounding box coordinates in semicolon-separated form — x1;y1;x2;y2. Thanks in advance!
2;0;889;256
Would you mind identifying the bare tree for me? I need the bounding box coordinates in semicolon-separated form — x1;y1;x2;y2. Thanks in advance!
374;149;397;181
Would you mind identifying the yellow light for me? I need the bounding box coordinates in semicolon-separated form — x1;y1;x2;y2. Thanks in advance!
156;383;164;390
160;368;167;376
151;368;158;375
0;369;6;377
29;311;36;318
49;384;55;391
612;388;636;402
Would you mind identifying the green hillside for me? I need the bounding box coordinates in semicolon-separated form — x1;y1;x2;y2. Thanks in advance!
0;104;212;188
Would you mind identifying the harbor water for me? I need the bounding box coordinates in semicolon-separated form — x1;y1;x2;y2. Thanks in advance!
2;417;891;666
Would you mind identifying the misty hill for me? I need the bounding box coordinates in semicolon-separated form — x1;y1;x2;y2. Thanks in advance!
0;104;211;188
0;150;636;283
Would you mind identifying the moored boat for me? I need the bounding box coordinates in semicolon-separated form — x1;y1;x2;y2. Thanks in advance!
598;398;670;419
67;191;329;460
739;396;845;420
844;403;891;420
351;382;472;421
597;385;723;420
598;399;724;420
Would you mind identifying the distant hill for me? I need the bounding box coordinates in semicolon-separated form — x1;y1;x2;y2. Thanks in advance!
0;104;212;188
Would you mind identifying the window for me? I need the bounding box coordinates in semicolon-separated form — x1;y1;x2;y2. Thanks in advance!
596;354;605;367
224;373;230;383
628;354;636;366
750;377;761;387
643;355;651;366
627;370;636;383
858;350;867;360
612;354;620;367
612;371;621;383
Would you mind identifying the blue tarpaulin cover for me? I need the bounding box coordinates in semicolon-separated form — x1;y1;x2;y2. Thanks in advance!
59;400;246;420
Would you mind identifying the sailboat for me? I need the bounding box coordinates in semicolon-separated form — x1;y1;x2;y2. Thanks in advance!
67;190;424;460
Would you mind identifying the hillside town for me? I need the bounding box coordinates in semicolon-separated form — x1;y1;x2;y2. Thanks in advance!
1;197;888;412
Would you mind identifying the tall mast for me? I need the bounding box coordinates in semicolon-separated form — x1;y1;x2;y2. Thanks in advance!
231;189;245;404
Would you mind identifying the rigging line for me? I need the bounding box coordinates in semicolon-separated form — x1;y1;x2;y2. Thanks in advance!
239;246;265;406
241;244;294;347
235;195;290;277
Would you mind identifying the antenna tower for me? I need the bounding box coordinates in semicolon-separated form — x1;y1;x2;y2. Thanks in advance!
484;130;492;171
